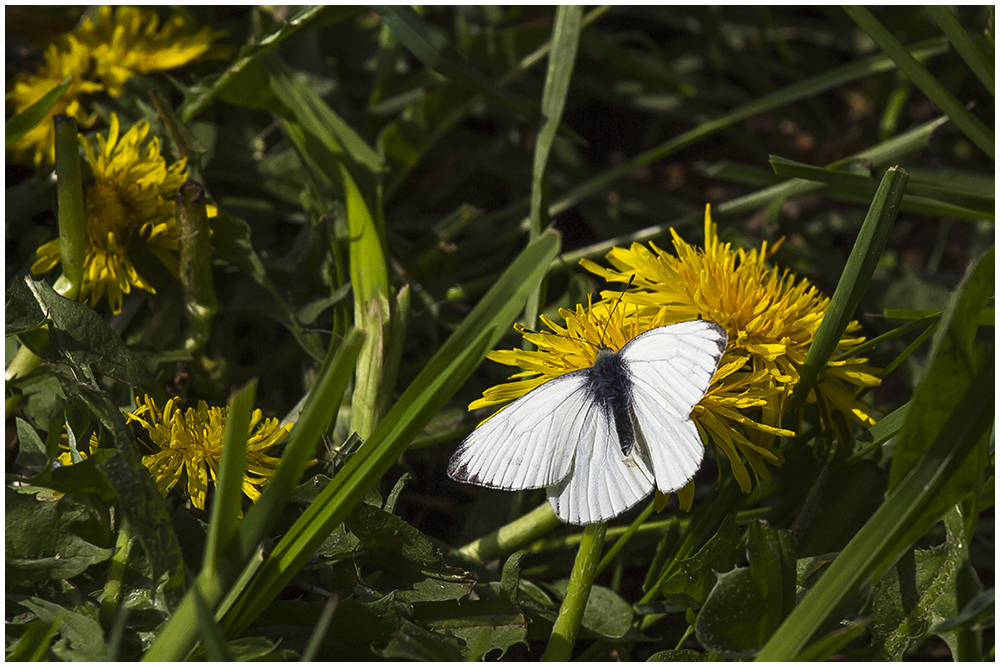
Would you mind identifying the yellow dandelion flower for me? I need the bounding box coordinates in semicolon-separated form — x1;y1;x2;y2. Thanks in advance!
31;113;188;314
77;5;225;96
470;299;792;501
129;395;291;510
5;35;103;166
581;205;882;431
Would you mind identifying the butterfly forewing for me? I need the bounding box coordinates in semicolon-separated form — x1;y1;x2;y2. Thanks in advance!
619;320;727;493
447;372;589;490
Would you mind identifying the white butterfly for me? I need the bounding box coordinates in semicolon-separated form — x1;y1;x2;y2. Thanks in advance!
448;319;727;525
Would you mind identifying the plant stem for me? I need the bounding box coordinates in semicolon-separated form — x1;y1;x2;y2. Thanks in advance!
542;521;607;661
455;502;562;565
101;517;134;628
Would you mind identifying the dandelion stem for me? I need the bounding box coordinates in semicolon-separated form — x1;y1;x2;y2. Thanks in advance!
455;502;562;565
54;114;86;301
101;517;134;628
175;182;218;353
542;521;606;661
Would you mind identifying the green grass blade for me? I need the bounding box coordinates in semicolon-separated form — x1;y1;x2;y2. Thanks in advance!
844;6;994;159
925;6;994;97
540;37;948;225
144;331;364;661
769;155;993;220
757;353;993;660
221;230;561;636
5;75;71;148
374;5;542;123
526;5;582;326
179;6;360;122
783;167;908;418
203;381;256;574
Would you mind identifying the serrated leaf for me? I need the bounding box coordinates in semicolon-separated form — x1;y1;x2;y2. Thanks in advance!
696;522;796;659
659;513;741;608
9;277;161;398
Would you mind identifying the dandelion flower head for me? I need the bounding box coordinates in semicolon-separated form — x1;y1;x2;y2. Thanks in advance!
31;114;188;314
581;205;882;430
130;395;291;511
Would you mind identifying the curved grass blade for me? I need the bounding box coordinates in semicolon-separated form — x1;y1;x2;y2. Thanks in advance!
220;229;561;637
844;6;994;160
783;167;908;419
5;75;71;149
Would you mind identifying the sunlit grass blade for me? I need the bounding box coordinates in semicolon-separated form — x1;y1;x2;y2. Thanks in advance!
203;381;256;574
925;6;994;96
844;5;994;159
221;230;561;637
783;167;908;418
5;75;71;148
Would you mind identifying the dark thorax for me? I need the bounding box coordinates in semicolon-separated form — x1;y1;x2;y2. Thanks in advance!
585;345;635;455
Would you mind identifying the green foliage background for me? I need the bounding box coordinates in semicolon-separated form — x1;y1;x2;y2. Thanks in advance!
6;5;994;661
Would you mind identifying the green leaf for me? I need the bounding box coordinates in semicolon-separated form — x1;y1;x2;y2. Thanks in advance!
844;6;994;159
659;513;741;609
18;598;106;662
869;542;964;660
785;166;908;418
14;417;48;470
545;581;635;641
695;522;796;659
5;487;113;583
5;75;71;149
647;649;706;661
8;277;162;400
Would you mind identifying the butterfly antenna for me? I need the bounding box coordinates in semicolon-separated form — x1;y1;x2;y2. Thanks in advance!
598;273;636;345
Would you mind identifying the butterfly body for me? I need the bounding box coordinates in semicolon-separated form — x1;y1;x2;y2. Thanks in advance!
584;345;635;456
449;319;727;524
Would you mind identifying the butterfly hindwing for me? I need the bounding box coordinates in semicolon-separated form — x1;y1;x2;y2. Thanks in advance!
619;320;727;493
547;400;655;524
447;372;591;491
